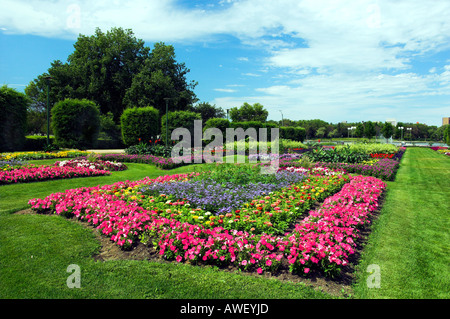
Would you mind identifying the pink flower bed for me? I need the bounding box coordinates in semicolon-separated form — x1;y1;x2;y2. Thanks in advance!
28;173;197;248
29;171;385;277
0;165;111;185
143;175;385;276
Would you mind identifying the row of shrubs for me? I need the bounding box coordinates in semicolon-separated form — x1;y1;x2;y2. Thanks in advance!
1;90;305;152
121;107;306;147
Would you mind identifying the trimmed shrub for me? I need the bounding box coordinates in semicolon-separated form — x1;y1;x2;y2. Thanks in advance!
203;117;230;133
120;106;160;146
280;126;306;142
51;98;100;149
24;135;56;151
0;86;29;152
161;110;201;146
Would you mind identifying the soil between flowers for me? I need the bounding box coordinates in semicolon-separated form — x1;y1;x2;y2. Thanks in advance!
15;193;386;298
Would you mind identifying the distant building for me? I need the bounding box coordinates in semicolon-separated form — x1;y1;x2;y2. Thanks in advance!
386;118;397;127
443;117;450;125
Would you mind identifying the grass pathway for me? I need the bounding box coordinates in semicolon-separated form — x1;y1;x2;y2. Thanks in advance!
352;148;449;298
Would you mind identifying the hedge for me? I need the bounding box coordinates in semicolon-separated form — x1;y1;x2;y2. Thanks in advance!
51;98;100;149
121;106;160;146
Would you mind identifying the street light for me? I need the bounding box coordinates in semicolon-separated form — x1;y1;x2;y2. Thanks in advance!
44;75;53;146
399;126;404;141
163;98;171;147
407;127;412;141
279;110;284;127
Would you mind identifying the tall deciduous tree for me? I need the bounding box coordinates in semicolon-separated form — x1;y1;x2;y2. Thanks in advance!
191;102;225;123
381;122;394;141
364;121;376;140
229;102;268;122
25;28;197;124
123;42;197;115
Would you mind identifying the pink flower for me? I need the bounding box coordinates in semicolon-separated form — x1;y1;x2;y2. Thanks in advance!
257;267;263;274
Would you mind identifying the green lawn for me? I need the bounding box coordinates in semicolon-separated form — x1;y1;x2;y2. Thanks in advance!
352;148;449;298
0;158;331;299
0;149;448;299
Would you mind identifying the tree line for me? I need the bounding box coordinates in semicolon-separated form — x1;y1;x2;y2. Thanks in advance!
2;27;449;152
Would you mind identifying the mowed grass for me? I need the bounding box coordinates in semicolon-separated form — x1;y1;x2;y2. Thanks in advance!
352;148;449;298
0;156;331;299
1;149;448;299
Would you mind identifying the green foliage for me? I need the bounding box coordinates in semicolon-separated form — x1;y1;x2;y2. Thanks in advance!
123;42;197;116
355;123;364;138
161;110;201;146
229;102;268;122
443;125;450;145
192;102;225;122
280;127;306;142
230;121;264;131
125;142;172;157
279;139;309;153
381;122;394;140
120;106;160;146
26;29;197;125
306;145;370;163
99;112;121;142
51;98;100;149
24;135;56;151
335;143;399;154
0;86;30;152
364;121;376;140
203;117;230;133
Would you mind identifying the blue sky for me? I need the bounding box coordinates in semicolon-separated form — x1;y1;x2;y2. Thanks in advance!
1;0;450;127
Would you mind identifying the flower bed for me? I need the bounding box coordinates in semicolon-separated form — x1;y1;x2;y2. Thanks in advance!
55;159;127;171
0;150;89;161
0;165;111;185
90;153;203;169
27;162;386;277
141;174;385;276
0;159;29;171
28;174;198;247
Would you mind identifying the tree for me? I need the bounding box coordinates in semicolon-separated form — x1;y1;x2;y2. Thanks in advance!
26;28;197;124
364;121;376;140
444;125;450;145
123;42;197;115
229;102;268;122
296;119;329;139
316;127;327;138
192;102;225;123
328;128;339;140
381;122;394;141
355;123;364;138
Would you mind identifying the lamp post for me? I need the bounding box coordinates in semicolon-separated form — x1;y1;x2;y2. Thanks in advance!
399;126;404;141
407;127;412;141
163;98;170;147
44;76;52;146
226;109;229;121
279;110;284;127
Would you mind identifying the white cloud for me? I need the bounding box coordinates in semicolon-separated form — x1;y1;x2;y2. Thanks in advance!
2;0;450;125
214;88;236;93
242;73;261;77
